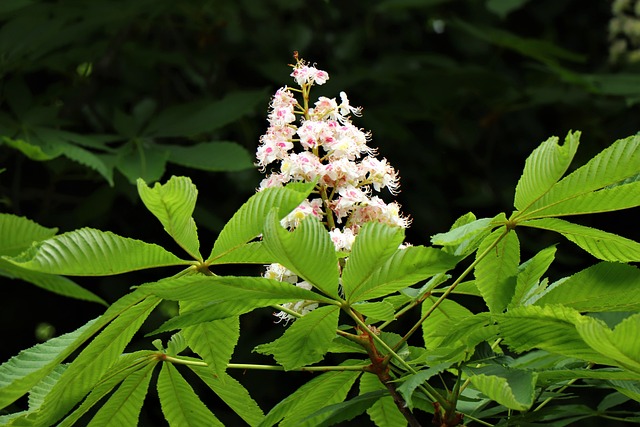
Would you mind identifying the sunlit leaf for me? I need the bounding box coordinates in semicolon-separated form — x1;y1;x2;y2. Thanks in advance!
182;312;239;377
467;365;537;411
509;245;556;309
0;213;57;256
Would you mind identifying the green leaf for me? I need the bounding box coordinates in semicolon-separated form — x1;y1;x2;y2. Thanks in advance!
474;228;520;313
509;245;556;309
115;139;169;184
263;212;339;298
486;0;531;18
4;228;189;275
514;131;580;211
257;362;361;427
496;305;617;365
0;319;97;410
18;296;160;426
467;365;537;411
208;182;315;263
577;314;640;374
349;245;459;303
342;221;405;299
431;213;504;257
523;218;640;262
254;305;339;371
536;262;640;312
301;390;387;427
167;141;253;172
206;241;275;265
137;176;201;260
521;134;640;218
145;275;332;333
190;367;265;427
421;298;473;350
359;372;406;427
147;90;266;138
0;259;107;304
182;314;239;377
58;352;158;427
1;137;60;161
157;363;223;427
87;361;156;427
0;213;57;256
353;301;396;321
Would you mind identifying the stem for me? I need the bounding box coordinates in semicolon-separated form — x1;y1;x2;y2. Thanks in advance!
394;228;510;351
533;362;594;412
161;354;369;372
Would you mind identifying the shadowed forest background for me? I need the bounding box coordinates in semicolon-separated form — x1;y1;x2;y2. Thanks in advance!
1;0;639;425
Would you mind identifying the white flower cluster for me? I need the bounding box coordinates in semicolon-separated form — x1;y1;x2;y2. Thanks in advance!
257;55;410;323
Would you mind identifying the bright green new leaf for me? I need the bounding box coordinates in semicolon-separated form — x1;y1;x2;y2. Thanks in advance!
208;181;315;263
0;319;96;410
514;131;580;211
137;176;201;260
27;364;66;413
206;241;275;265
474;228;520;313
4;228;189;275
342;221;405;299
509;245;556;309
254;305;339;371
157;363;223;427
467;365;537;411
577;314;640;374
536;262;640;312
20;296;160;426
496;305;617;365
0;213;57;256
190;367;265;427
521;133;640;217
431;214;493;253
263;211;339;298
182;313;239;377
523;218;640;262
0;259;106;305
87;361;156;427
352;301;396;321
349;245;459;303
57;352;158;427
257;362;362;427
166;141;253;172
359;372;405;427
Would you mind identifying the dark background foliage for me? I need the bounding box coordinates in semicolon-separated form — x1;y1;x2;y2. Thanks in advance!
1;0;638;425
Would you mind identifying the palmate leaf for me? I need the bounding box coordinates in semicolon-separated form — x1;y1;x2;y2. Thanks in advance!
342;221;405;300
577;313;640;374
518;133;640;219
0;213;57;256
349;245;459;303
14;296;160;426
466;365;537;411
182;310;239;376
0;259;106;305
263;211;339;298
474;228;520;313
496;305;617;365
523;218;640;262
514;131;580;211
535;262;640;312
157;363;223;427
4;228;189;275
509;245;556;309
190;367;265;427
87;361;156;427
0;319;97;410
58;351;158;427
359;372;406;427
254;305;340;371
257;361;362;427
144;275;333;333
208;181;315;264
137;176;201;260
